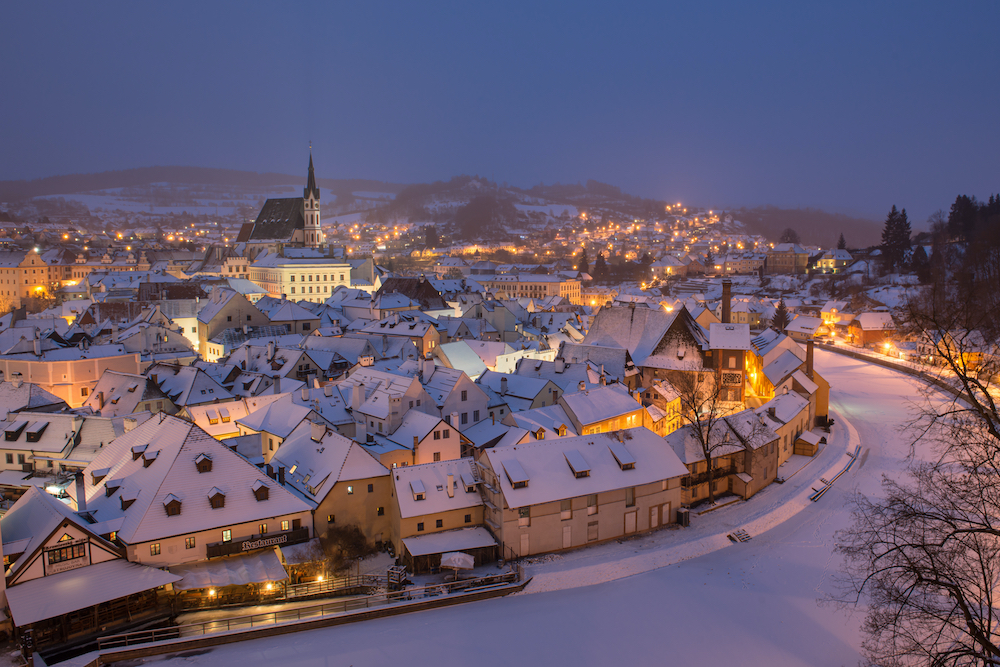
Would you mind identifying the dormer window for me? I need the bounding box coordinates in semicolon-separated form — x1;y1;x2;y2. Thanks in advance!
207;409;219;425
121;493;137;511
163;493;181;516
105;481;121;497
142;450;159;468
195;453;212;473
91;467;109;485
410;480;426;501
208;487;225;509
131;444;148;461
252;480;269;501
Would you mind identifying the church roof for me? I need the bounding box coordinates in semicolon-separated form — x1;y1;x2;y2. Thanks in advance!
242;198;306;242
304;153;320;200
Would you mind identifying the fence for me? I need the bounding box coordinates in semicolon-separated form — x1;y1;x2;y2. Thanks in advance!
97;570;521;651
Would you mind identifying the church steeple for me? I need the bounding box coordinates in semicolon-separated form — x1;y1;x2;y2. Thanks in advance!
304;152;320;200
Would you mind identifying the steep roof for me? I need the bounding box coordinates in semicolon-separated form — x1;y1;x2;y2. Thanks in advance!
244;198;306;242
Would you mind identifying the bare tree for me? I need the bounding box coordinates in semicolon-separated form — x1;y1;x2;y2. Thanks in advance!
833;283;1000;667
666;369;738;504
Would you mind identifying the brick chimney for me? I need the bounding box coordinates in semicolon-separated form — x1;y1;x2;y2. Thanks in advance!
806;339;815;380
722;279;732;324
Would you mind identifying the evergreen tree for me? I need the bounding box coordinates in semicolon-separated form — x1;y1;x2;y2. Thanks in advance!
837;233;847;250
705;248;715;268
771;299;791;331
424;225;439;248
593;252;608;282
910;245;931;284
780;228;801;244
578;248;589;275
880;205;912;273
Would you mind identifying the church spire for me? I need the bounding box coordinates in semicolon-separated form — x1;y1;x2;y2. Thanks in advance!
304;150;320;200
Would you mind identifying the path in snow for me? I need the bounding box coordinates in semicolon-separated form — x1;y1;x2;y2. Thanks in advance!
146;350;933;667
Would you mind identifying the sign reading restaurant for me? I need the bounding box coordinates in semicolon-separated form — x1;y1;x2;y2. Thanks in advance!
206;526;309;559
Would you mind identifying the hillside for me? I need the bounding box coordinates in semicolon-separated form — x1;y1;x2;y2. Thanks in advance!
0;166;406;203
732;206;882;248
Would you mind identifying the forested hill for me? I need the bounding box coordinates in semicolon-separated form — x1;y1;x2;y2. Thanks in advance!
0;167;406;203
732;206;882;248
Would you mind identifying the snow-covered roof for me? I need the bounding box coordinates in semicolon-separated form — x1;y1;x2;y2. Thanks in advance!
401;526;496;557
560;384;642;426
785;315;823;336
763;349;804;386
485;428;688;509
392;458;482;519
709;323;751;350
69;414;311;545
237;394;313;438
853;312;895;331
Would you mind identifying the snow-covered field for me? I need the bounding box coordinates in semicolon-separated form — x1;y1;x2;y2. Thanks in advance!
143;351;929;667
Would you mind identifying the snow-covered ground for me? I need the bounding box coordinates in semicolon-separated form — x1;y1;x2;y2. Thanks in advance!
138;350;932;667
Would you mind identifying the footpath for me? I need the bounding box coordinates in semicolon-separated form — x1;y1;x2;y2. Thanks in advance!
520;408;863;594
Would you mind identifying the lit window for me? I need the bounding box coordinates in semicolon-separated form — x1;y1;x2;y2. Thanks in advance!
347;485;353;495
281;520;290;531
185;536;196;549
222;529;232;542
150;543;161;556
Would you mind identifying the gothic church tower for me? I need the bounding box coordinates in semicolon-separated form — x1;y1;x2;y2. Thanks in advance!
303;153;323;248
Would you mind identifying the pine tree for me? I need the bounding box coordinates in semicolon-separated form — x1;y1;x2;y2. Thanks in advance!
837;233;847;250
705;248;715;268
771;299;791;331
578;248;589;275
593;252;608;283
880;205;911;273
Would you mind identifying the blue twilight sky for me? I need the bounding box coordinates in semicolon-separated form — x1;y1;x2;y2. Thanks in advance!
2;1;998;223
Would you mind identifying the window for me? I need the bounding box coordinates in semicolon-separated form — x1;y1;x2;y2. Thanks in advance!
281;520;290;531
269;438;274;451
587;494;598;515
222;529;232;542
625;487;636;508
465;514;472;523
443;429;450;439
561;499;572;520
185;536;196;549
150;543;161;556
417;522;425;532
227;315;232;322
433;430;441;440
247;314;251;321
436;519;443;528
473;410;479;422
17;454;25;464
368;483;374;493
461;412;468;425
461;390;468;401
377;506;384;516
47;542;86;565
327;514;335;524
433;452;441;462
728;356;736;369
347;485;354;495
259;523;267;535
291;286;296;294
81;387;89;397
290;275;295;281
518;507;530;527
4;454;11;464
416;399;421;407
409;401;414;409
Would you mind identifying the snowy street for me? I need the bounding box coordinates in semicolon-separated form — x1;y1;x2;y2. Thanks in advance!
138;350;930;666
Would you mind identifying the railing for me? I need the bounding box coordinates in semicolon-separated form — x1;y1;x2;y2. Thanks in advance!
682;464;736;489
97;570;521;651
284;574;387;600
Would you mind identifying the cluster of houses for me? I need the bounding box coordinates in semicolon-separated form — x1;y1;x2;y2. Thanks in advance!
0;160;843;657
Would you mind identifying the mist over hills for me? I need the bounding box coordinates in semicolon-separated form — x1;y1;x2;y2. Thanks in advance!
0;166;882;247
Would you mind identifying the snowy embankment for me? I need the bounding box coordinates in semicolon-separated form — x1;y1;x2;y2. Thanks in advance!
521;407;860;594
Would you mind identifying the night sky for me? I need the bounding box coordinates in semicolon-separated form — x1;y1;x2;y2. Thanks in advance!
3;1;998;222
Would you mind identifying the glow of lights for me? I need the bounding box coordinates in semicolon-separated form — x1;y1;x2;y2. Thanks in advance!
208;588;216;596
317;575;324;582
265;583;273;591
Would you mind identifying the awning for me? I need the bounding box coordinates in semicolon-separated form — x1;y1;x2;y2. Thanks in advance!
5;559;181;627
402;527;497;558
169;546;287;590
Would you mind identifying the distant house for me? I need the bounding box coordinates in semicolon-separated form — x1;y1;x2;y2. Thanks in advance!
766;243;809;274
817;249;853;273
849;312;896;348
785;314;823;342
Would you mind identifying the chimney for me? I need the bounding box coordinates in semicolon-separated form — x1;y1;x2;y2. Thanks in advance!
500;377;508;395
356;419;367;443
273;375;281;393
266;463;274;479
74;472;86;513
768;406;776;418
124;417;138;432
33;334;42;357
323;384;333;397
96;391;104;408
301;387;310;401
578;380;586;391
447;473;454;498
413;435;418;448
278;466;286;485
600;375;606;386
806;339;815;380
423;358;435;379
151;373;158;385
450;411;459;429
11;374;22;389
311;421;325;442
555;358;565;374
267;340;275;361
722;279;732;324
352;382;364;411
